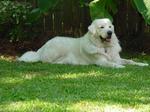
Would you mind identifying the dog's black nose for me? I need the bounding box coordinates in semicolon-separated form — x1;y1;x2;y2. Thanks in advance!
107;31;112;36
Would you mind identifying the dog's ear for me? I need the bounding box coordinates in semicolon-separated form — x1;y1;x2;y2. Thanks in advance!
88;24;96;35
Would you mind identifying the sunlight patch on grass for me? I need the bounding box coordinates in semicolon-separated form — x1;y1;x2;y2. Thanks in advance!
1;100;150;112
68;101;137;112
0;54;150;112
0;55;16;62
68;101;104;112
59;73;84;79
59;71;104;80
68;101;150;112
0;77;23;84
0;72;43;84
104;105;135;112
0;100;63;112
87;70;105;76
137;105;150;112
23;73;39;80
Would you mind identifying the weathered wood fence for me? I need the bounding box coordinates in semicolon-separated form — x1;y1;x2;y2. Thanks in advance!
26;0;150;52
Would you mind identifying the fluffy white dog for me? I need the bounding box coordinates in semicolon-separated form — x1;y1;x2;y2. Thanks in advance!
18;18;148;68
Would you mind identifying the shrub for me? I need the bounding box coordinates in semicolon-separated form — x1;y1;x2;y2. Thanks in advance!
0;0;31;41
80;0;150;24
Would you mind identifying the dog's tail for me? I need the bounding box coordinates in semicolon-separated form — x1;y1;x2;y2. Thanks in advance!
18;51;40;62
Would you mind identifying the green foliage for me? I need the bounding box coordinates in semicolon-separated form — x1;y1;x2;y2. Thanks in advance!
89;0;117;21
27;8;41;23
1;0;150;41
80;0;150;24
0;0;31;41
28;0;60;23
0;0;31;24
133;0;150;24
145;0;150;17
28;0;150;24
38;0;59;12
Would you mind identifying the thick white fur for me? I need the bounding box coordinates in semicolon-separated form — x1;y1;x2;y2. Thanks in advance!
18;18;148;68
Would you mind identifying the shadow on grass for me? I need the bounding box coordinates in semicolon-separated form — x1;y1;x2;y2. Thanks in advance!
0;59;150;111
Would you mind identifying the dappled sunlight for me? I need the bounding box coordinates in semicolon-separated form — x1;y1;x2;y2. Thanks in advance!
90;0;99;4
0;100;62;112
0;77;24;84
58;73;85;80
67;101;149;112
59;71;105;80
0;73;41;84
0;57;150;112
144;0;150;20
0;72;46;84
22;72;43;80
0;0;150;111
144;0;150;11
137;105;150;112
0;99;150;112
104;105;135;112
0;55;17;62
68;101;150;112
68;101;104;112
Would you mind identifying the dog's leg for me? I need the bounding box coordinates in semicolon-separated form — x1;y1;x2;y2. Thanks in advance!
96;58;125;68
83;45;111;60
120;58;149;66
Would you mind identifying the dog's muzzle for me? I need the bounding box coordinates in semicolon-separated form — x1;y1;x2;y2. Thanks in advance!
100;31;112;42
100;36;111;42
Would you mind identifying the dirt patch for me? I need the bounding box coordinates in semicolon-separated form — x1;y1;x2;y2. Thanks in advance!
0;38;44;56
0;31;56;56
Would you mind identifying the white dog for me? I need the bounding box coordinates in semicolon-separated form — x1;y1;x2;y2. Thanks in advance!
18;18;148;68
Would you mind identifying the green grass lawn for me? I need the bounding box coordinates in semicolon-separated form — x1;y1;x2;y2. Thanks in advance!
0;54;150;112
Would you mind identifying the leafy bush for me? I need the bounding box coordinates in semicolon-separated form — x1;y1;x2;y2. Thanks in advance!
32;0;150;24
89;0;118;21
28;0;60;22
133;0;150;24
80;0;150;24
0;0;31;41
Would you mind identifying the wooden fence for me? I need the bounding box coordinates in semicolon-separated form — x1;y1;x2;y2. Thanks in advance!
22;0;150;52
32;0;91;37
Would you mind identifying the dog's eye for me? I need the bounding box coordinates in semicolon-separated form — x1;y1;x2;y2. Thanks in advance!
100;26;104;29
109;26;111;28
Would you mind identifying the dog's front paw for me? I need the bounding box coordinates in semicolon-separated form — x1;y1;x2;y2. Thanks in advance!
136;63;149;66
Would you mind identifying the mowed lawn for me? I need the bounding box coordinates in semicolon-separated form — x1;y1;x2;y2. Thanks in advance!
0;54;150;112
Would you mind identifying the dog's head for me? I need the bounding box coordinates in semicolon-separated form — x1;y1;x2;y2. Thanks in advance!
88;18;114;42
